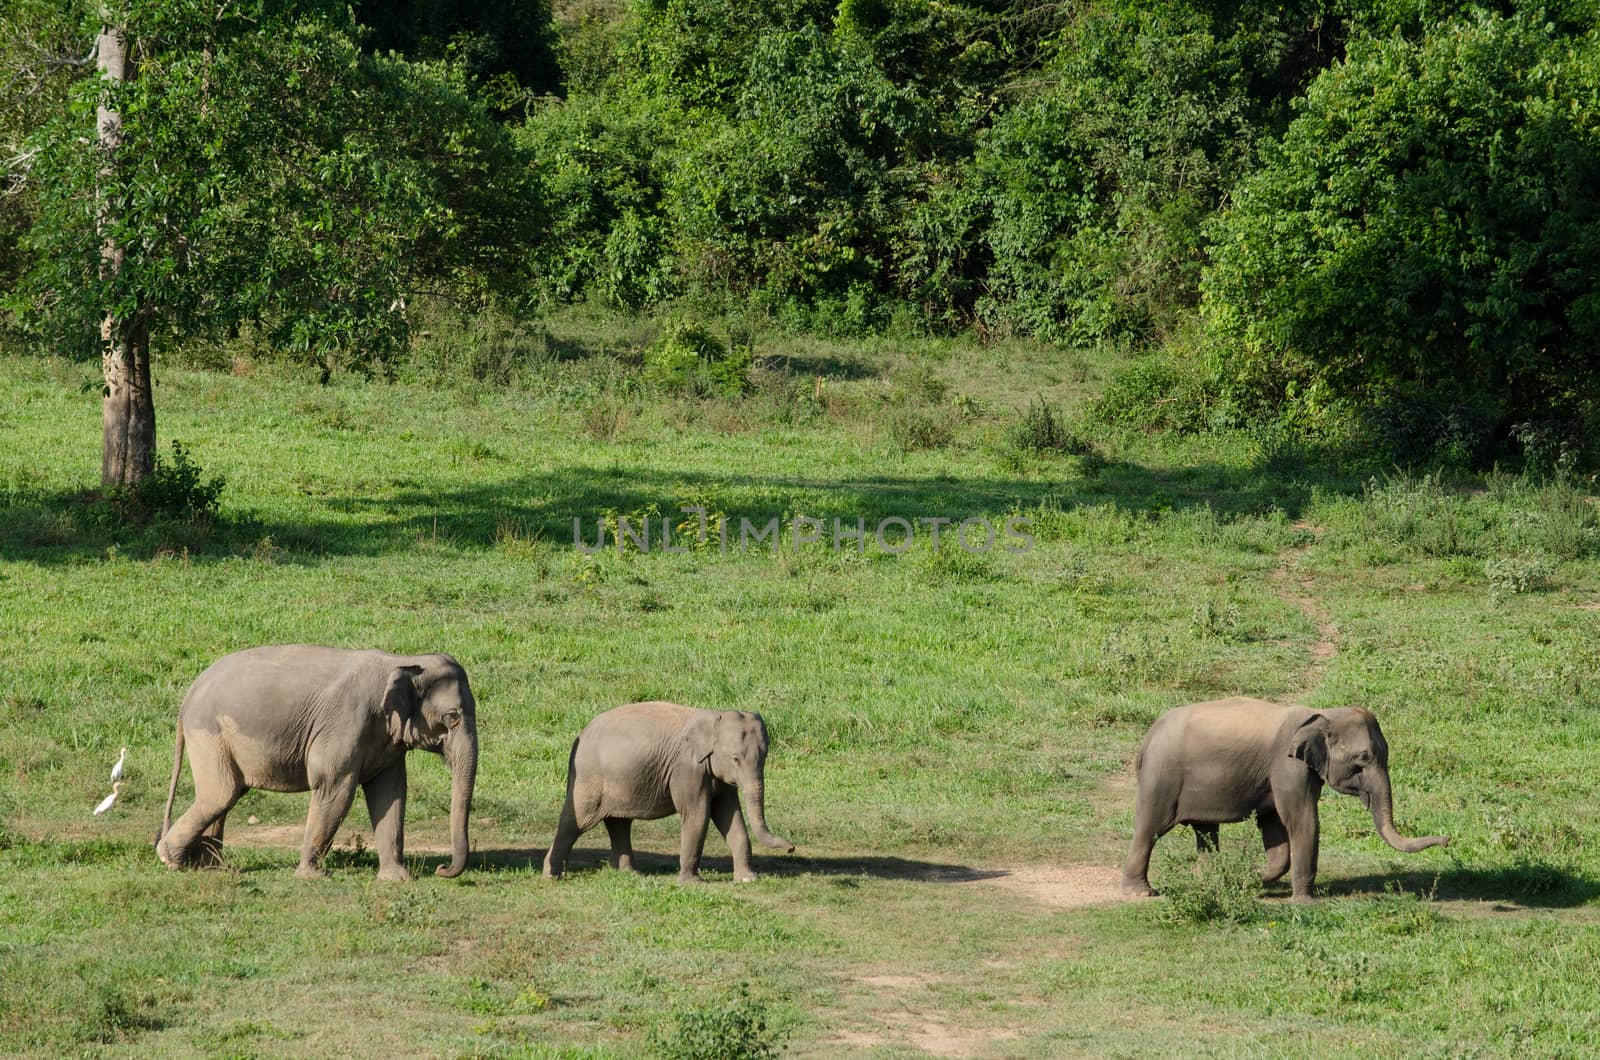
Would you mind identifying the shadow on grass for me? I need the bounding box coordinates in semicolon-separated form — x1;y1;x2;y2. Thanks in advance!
1;453;1362;568
414;847;1008;884
1318;866;1600;909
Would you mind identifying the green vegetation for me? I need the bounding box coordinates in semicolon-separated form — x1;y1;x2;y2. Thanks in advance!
6;1;1598;467
3;328;1599;1054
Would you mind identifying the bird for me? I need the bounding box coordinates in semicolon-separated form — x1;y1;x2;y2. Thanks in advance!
110;746;127;784
93;782;122;816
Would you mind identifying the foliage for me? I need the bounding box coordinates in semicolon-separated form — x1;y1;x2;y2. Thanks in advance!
1155;835;1265;926
1203;11;1600;455
1008;397;1090;455
350;0;562;105
975;1;1335;346
107;440;225;526
651;983;782;1060
644;317;751;395
9;2;540;375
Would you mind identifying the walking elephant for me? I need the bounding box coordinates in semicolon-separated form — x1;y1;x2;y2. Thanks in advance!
543;702;795;883
1121;697;1447;900
156;645;478;880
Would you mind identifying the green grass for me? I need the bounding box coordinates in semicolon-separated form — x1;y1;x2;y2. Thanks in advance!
2;325;1599;1056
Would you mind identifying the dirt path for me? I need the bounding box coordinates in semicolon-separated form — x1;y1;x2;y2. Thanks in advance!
1269;524;1336;696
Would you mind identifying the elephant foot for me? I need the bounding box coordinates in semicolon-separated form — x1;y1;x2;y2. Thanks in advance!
294;863;331;880
676;871;706;886
1119;878;1157;897
156;838;184;870
1290;893;1318;904
734;871;759;884
613;857;639;874
377;864;412;883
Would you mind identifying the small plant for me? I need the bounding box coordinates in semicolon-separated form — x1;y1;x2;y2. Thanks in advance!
645;319;752;396
1008;397;1091;455
1154;835;1263;926
886;405;956;452
104;441;225;526
651;983;782;1060
1484;552;1555;594
582;396;634;441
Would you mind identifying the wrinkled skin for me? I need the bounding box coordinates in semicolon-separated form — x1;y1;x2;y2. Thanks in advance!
1120;697;1448;901
543;702;795;884
156;645;478;880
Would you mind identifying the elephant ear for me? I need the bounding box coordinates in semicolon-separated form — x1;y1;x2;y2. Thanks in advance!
685;711;721;765
382;665;424;746
1289;713;1331;779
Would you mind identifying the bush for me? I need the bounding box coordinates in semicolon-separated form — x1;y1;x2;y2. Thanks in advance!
105;441;225;526
644;319;752;396
652;983;782;1060
1155;834;1264;926
1203;12;1600;457
1088;353;1216;433
1008;398;1091;455
1484;553;1555;595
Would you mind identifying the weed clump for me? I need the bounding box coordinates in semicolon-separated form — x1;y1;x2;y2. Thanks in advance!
1155;835;1262;926
1009;397;1091;455
83;441;225;529
652;983;782;1060
645;319;752;396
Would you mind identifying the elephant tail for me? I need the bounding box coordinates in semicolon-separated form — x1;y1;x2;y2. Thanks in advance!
565;736;580;793
158;721;185;844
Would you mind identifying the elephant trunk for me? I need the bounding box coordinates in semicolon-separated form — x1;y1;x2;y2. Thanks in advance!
741;768;794;852
1365;768;1448;854
437;722;477;878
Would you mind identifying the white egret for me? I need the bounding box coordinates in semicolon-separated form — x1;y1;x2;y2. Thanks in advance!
93;781;122;816
110;746;127;784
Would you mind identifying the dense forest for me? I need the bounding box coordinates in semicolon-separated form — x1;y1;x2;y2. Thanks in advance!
3;0;1598;469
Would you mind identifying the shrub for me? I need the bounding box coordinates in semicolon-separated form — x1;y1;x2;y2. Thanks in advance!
644;319;752;396
1155;835;1263;926
1009;398;1091;455
1203;12;1600;457
1484;553;1555;595
105;441;225;527
652;983;782;1060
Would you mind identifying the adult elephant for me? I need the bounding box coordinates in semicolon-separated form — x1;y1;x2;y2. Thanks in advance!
543;702;795;883
156;645;478;880
1120;697;1447;900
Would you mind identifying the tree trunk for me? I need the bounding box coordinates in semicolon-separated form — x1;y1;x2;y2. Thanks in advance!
96;22;153;487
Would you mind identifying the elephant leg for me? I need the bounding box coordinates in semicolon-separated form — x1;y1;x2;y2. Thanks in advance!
1193;823;1220;854
158;734;244;868
1257;808;1290;883
297;778;358;879
543;794;586;879
603;818;638;873
1120;783;1175;896
676;794;712;885
1275;791;1320;901
363;760;409;882
710;789;757;883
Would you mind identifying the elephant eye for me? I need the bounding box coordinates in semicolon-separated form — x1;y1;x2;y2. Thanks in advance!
445;711;461;727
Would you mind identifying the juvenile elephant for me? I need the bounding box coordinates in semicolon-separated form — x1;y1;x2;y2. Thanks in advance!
1121;697;1447;901
156;645;478;880
543;702;795;883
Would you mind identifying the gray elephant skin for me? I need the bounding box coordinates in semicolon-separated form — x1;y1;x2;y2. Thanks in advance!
1121;697;1447;900
543;702;795;883
156;645;479;880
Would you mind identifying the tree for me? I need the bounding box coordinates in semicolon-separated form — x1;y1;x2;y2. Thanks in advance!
12;1;540;486
1203;11;1600;455
94;15;153;486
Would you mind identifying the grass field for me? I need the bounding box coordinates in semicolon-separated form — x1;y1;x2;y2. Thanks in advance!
2;318;1599;1056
